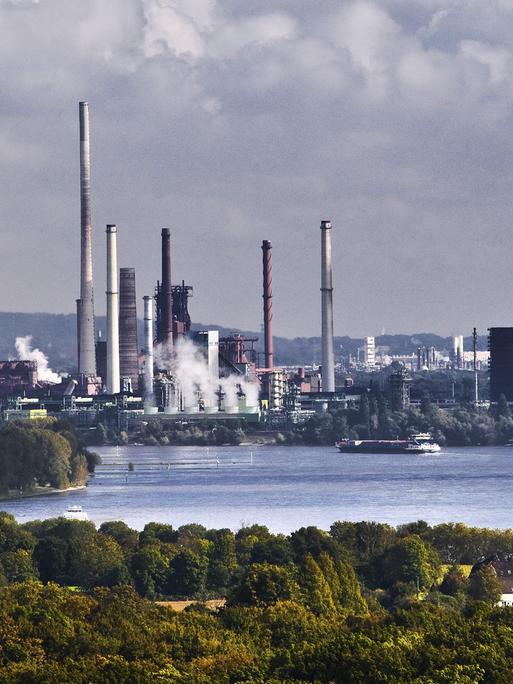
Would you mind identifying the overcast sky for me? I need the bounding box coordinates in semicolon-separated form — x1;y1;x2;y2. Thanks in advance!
1;0;513;338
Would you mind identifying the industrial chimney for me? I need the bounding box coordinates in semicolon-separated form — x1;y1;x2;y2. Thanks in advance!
119;268;139;391
262;240;273;369
320;220;335;392
77;101;96;376
105;225;120;394
143;295;155;410
159;228;173;350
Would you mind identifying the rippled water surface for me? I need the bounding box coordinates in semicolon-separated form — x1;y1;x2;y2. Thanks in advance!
2;444;513;531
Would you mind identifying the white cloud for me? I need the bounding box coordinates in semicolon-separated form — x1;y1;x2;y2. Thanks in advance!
1;0;513;337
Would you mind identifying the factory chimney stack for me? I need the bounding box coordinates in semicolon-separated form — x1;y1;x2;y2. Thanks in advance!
119;268;139;391
105;225;120;394
262;240;273;369
77;101;96;376
473;327;479;404
160;228;174;350
143;296;154;403
320;220;335;392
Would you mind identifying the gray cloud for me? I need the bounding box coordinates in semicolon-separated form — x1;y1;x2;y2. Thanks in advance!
1;0;513;338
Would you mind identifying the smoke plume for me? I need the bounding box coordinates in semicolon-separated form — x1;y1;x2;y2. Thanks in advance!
154;337;259;411
15;335;60;384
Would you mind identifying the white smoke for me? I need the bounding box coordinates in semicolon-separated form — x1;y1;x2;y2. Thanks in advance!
15;335;61;384
154;337;259;412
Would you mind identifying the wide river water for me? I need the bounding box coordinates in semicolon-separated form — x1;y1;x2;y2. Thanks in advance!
2;445;513;532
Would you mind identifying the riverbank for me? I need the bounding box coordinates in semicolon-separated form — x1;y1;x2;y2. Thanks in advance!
0;484;86;502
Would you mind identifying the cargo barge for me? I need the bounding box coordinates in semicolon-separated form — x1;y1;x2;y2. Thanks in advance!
336;433;441;454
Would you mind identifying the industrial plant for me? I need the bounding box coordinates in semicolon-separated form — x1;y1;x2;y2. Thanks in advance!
0;102;504;431
0;101;342;430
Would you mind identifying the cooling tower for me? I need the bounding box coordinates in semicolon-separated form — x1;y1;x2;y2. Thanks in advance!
320;220;335;393
106;225;120;394
119;267;139;390
77;101;96;376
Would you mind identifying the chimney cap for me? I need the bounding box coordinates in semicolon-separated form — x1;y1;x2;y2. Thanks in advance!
320;220;332;228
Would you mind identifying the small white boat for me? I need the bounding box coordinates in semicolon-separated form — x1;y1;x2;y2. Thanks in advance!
64;505;89;521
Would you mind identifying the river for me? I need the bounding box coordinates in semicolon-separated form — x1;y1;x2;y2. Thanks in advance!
1;444;513;532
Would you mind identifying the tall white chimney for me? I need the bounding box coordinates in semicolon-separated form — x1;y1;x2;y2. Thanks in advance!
320;220;335;392
78;101;96;376
106;224;120;394
143;295;154;407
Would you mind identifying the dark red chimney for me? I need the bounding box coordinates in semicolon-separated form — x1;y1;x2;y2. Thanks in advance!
160;228;173;351
262;240;273;369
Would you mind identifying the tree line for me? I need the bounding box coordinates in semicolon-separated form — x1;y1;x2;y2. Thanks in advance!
0;419;100;494
285;391;513;446
0;513;510;602
0;513;512;682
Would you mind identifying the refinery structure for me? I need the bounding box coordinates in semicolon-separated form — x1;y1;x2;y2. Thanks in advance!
0;102;497;429
0;102;341;429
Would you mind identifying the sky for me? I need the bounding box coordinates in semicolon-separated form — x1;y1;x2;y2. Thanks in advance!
1;0;513;338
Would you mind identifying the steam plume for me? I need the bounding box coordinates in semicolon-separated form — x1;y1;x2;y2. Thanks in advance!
154;337;259;411
15;336;60;384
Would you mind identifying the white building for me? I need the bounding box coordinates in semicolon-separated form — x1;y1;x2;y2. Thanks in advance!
363;336;376;369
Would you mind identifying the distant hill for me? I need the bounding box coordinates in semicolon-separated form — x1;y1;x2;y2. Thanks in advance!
0;312;488;372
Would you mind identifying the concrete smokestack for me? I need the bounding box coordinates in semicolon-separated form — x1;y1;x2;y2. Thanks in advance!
119;268;139;390
160;228;173;350
78;101;96;376
105;225;120;394
262;240;273;369
143;295;155;408
320;220;335;392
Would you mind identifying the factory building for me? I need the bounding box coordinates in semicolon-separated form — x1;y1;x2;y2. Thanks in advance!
0;361;38;395
489;328;513;402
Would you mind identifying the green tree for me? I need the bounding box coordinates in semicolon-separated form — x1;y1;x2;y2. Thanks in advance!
468;565;502;603
336;560;368;613
206;529;237;590
420;391;432;416
290;526;341;562
381;534;440;590
358;394;371;438
298;554;335;614
130;544;169;598
168;549;208;596
0;550;38;583
497;393;511;419
139;522;178;545
99;521;139;554
439;565;467;596
250;535;293;566
230;563;299;607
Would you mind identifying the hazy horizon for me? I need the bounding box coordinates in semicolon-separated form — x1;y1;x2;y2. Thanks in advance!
1;1;513;337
